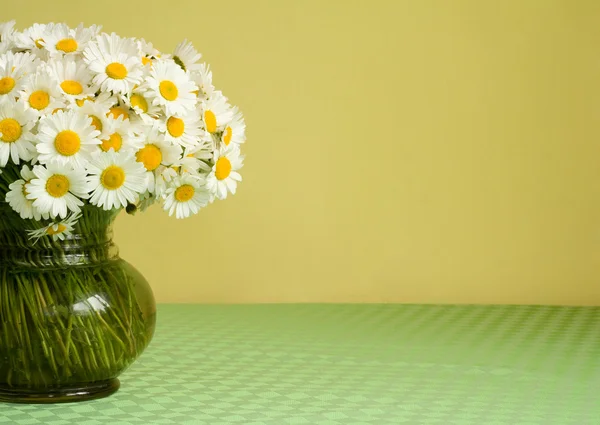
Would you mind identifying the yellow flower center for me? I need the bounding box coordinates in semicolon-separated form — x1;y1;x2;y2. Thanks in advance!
215;157;232;180
204;110;217;133
0;118;22;143
0;77;15;95
222;126;232;146
89;115;103;132
174;184;195;202
60;80;83;95
46;224;67;235
101;165;126;190
56;38;78;53
166;116;185;137
22;181;30;197
107;107;129;120
28;90;50;110
141;56;152;66
136;144;162;171
106;62;128;80
45;174;70;198
76;96;94;107
159;80;178;101
101;133;123;152
34;38;44;48
130;93;148;113
54;130;81;156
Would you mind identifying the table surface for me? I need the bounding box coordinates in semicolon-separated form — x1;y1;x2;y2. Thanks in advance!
1;304;599;424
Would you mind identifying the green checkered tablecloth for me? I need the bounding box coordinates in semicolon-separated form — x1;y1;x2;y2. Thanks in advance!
1;304;599;424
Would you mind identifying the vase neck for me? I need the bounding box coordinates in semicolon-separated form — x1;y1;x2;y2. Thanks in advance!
0;204;120;269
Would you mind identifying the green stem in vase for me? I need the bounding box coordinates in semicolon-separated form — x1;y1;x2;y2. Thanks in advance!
0;200;155;396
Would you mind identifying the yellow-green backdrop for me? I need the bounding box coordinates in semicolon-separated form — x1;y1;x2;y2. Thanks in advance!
8;0;600;304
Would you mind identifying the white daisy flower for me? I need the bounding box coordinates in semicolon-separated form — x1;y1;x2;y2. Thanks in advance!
176;150;207;173
49;57;96;102
159;111;206;148
77;98;110;134
145;59;198;116
98;116;142;153
206;144;243;200
137;38;161;67
0;99;37;166
190;63;214;99
42;23;100;57
83;32;143;95
27;212;81;242
153;151;205;197
14;23;55;53
124;84;161;122
135;125;182;193
26;162;89;218
0;51;40;76
199;91;233;134
163;174;209;219
87;150;147;210
0;21;16;54
184;142;213;172
0;52;39;102
172;39;202;72
20;69;64;116
6;165;49;220
220;106;246;147
0;63;22;102
36;109;101;168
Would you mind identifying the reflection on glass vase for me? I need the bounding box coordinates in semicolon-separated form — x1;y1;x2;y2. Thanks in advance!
0;203;156;403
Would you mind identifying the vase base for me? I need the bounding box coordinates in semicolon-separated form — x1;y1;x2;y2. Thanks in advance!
0;378;120;404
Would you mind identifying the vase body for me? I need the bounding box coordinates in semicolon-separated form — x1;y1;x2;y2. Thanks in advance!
0;204;156;403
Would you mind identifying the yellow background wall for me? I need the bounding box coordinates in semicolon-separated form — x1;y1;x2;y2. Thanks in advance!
8;0;600;304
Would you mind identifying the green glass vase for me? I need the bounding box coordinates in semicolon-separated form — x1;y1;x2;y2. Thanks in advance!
0;203;156;403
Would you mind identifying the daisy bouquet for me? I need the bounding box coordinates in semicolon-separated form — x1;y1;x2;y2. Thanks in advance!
0;21;245;400
0;20;245;240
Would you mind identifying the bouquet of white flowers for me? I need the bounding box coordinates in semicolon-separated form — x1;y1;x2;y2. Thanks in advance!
0;21;245;241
